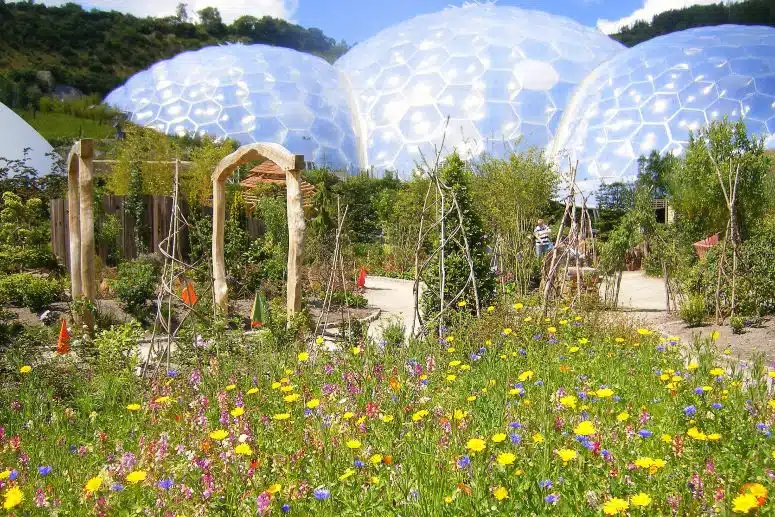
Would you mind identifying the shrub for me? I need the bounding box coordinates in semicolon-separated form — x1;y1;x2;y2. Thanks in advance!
92;321;142;371
330;290;367;308
680;293;706;327
730;315;745;334
0;273;64;311
380;317;406;347
111;258;158;318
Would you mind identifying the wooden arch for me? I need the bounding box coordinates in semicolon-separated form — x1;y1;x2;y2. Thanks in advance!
212;143;305;317
66;139;96;329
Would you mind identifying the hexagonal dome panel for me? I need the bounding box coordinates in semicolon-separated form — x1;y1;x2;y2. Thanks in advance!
105;44;361;172
553;25;775;195
335;3;624;176
0;101;55;175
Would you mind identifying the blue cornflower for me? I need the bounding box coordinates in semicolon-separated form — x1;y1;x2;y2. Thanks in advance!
354;459;364;468
281;504;291;513
694;387;705;395
538;479;552;489
111;484;124;492
602;449;612;460
683;405;697;416
509;422;522;429
38;465;52;476
545;494;559;504
535;380;544;387
158;479;173;490
313;487;331;500
8;470;17;481
518;349;527;356
457;455;471;468
712;402;723;410
510;433;522;445
638;429;653;438
167;370;178;377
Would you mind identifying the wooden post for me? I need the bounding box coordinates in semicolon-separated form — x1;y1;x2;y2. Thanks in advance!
78;139;96;330
212;168;228;311
285;166;305;318
67;146;82;301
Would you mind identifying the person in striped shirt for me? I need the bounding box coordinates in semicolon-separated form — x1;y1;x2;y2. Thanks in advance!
534;219;553;257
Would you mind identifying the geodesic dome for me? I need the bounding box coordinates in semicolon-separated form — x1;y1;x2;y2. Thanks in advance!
335;4;625;176
552;25;775;195
0;102;55;175
105;44;361;171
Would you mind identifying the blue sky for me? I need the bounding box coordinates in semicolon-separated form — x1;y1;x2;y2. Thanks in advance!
296;0;644;44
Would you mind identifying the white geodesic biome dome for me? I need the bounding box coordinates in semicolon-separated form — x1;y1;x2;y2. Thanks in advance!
0;102;55;175
335;4;625;175
552;25;775;195
104;44;362;172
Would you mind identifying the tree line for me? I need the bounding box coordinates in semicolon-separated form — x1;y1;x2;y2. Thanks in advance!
611;0;775;47
0;1;350;110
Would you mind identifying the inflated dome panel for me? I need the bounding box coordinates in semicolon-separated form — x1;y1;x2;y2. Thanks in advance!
0;102;55;175
335;4;625;176
105;44;361;172
553;25;775;195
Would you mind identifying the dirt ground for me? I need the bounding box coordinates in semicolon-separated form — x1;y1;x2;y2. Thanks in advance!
615;309;775;362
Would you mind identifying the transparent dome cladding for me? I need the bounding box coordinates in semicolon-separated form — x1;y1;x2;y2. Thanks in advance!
105;45;362;171
336;5;625;175
553;25;775;193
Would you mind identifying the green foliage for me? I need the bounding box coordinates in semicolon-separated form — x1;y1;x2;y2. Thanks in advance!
96;213;122;266
611;0;775;47
0;273;64;311
108;126;177;197
330;290;368;309
0;2;349;106
0;191;60;274
379;316;406;348
92;321;143;372
184;137;236;206
599;187;657;276
422;152;496;322
15;109;116;141
668;118;770;243
110;258;159;318
730;315;745;334
680;293;707;327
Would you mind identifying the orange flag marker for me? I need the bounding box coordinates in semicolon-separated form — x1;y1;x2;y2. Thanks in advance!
56;318;70;355
181;281;198;307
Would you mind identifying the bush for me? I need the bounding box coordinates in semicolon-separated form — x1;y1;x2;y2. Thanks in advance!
330;290;367;308
92;321;142;371
111;258;158;318
730;315;745;334
380;316;406;347
0;273;64;311
680;293;706;327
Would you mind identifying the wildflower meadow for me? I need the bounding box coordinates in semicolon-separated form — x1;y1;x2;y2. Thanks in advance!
1;303;773;515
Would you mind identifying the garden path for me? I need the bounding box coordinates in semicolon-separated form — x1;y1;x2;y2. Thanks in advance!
363;276;418;341
608;271;668;311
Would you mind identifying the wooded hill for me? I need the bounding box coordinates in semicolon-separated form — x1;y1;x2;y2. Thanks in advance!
611;0;775;47
0;2;349;109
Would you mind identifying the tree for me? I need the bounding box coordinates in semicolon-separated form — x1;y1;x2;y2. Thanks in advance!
422;152;496;321
175;3;189;22
197;6;224;35
636;150;678;199
668;118;770;243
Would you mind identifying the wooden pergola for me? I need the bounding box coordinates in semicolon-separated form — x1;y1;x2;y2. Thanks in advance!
240;160;316;209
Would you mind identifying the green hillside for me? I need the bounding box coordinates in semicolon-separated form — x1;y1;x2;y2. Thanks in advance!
611;0;775;47
0;2;349;110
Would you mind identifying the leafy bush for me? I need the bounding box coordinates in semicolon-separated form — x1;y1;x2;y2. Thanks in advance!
92;321;142;371
730;315;745;334
110;258;158;318
380;316;406;347
680;293;706;327
330;290;367;308
0;273;64;311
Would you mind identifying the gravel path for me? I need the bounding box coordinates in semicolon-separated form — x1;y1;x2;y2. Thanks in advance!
362;276;418;341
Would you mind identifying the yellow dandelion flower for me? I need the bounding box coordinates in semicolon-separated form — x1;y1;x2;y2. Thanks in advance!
247;388;259;395
560;395;577;409
574;420;596;436
283;393;300;403
225;384;236;391
370;454;383;465
493;486;509;501
491;433;507;443
209;429;229;440
235;443;253;456
154;396;171;404
380;414;394;423
343;411;355;420
532;433;544;444
346;439;361;449
616;411;629;422
84;476;103;493
297;351;310;362
466;437;487;452
595;388;614;398
230;407;244;417
518;370;534;382
126;403;142;411
513;303;524;310
126;470;147;484
273;413;291;421
497;452;516;466
306;398;320;409
557;448;577;463
412;409;429;422
603;497;629;515
631;493;652;508
3;485;23;510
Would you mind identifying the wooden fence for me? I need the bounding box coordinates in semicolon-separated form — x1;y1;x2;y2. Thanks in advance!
51;195;264;270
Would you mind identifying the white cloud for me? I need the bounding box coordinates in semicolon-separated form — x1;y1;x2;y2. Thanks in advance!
597;0;739;34
35;0;299;23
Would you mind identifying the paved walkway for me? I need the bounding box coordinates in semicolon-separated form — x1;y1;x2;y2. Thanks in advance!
363;276;418;340
604;271;668;311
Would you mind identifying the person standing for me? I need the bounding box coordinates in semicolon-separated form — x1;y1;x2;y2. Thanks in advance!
534;219;553;257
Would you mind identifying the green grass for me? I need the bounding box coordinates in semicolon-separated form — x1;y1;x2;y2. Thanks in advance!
14;110;115;141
